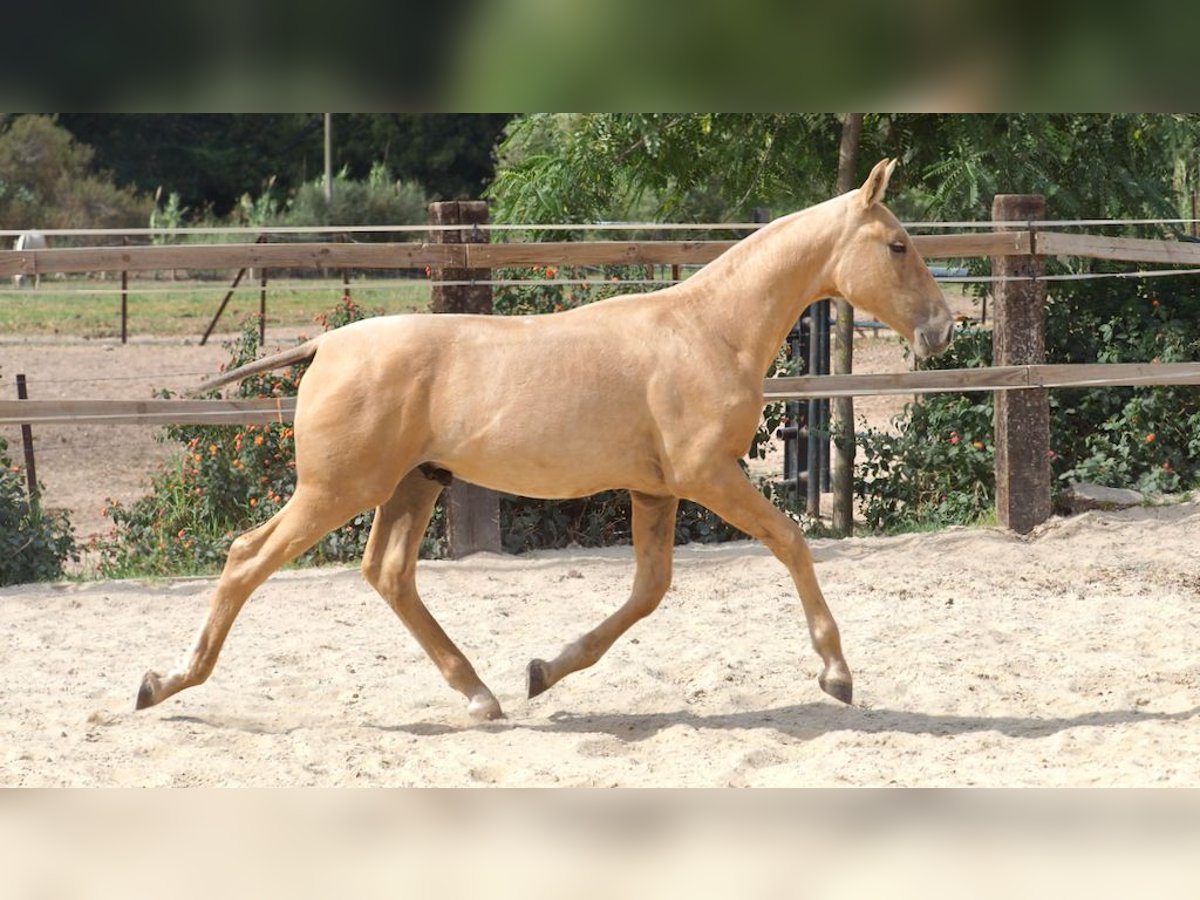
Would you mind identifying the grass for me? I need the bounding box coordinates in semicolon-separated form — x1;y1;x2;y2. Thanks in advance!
0;277;432;338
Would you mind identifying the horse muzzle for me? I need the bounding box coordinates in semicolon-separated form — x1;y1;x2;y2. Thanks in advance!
913;318;955;359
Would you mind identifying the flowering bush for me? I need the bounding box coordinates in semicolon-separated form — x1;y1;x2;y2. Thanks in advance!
95;296;406;577
0;436;77;585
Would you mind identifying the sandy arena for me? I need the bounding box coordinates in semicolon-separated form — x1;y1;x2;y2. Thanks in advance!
2;499;1198;787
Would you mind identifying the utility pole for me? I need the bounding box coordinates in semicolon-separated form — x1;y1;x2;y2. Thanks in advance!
324;113;333;214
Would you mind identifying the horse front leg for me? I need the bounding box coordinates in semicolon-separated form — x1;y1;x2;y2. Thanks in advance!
683;462;853;705
527;492;678;699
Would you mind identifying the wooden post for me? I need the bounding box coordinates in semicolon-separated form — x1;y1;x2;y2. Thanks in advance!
259;267;268;346
429;201;502;557
831;113;863;536
15;374;38;505
120;269;128;344
991;194;1050;534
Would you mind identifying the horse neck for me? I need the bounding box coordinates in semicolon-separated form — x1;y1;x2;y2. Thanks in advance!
680;199;844;377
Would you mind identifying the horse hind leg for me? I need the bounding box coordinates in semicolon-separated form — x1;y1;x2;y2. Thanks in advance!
362;468;503;721
135;485;366;710
527;492;678;699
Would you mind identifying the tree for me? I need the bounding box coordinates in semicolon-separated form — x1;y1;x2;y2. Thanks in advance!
488;113;843;225
0;115;152;230
489;114;1200;227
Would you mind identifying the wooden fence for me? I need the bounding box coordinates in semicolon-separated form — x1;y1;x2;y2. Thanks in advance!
3;206;1199;549
0;231;1036;278
5;363;1200;428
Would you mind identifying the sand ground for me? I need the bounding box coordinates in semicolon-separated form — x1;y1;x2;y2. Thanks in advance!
2;500;1197;787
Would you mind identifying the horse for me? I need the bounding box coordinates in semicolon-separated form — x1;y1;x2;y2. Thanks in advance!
134;158;954;721
12;230;47;288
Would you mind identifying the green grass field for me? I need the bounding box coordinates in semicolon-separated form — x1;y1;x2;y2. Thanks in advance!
0;277;432;338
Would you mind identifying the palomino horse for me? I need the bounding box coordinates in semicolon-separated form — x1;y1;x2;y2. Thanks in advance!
135;159;953;720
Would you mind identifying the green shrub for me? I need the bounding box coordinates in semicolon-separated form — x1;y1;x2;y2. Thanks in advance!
855;272;1200;533
0;437;77;586
856;328;996;533
282;162;426;233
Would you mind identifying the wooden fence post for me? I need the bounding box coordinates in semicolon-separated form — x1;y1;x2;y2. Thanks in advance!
15;374;38;505
429;201;502;557
991;194;1050;533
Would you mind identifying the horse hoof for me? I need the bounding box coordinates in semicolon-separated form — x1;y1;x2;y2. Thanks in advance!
468;693;504;721
527;659;551;699
135;671;161;710
819;673;853;705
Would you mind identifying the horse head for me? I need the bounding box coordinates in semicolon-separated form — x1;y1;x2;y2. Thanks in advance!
830;158;955;359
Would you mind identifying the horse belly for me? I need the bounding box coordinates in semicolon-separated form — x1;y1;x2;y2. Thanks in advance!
430;394;665;500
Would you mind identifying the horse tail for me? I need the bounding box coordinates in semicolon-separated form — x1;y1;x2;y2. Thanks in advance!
192;336;324;395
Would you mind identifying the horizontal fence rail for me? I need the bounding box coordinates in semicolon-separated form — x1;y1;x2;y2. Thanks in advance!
7;229;1200;280
764;362;1200;400
0;231;1039;278
0;398;297;427
5;363;1199;428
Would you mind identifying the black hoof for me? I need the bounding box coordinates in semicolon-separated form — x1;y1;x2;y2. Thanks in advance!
135;672;159;711
527;659;550;699
819;674;853;705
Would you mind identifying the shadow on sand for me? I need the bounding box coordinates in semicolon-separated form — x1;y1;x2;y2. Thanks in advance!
373;700;1200;743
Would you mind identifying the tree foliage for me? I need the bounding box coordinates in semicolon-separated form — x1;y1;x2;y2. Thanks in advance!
488;113;1200;228
0;114;152;230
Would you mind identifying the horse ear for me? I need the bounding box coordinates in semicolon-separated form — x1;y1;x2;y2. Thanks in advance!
859;158;898;208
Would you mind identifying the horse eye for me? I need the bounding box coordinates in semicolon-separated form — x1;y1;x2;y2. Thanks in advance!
889;241;907;254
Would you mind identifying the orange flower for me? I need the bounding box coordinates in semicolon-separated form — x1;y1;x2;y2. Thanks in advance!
1145;433;1156;443
545;266;558;278
255;435;265;446
249;498;258;508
